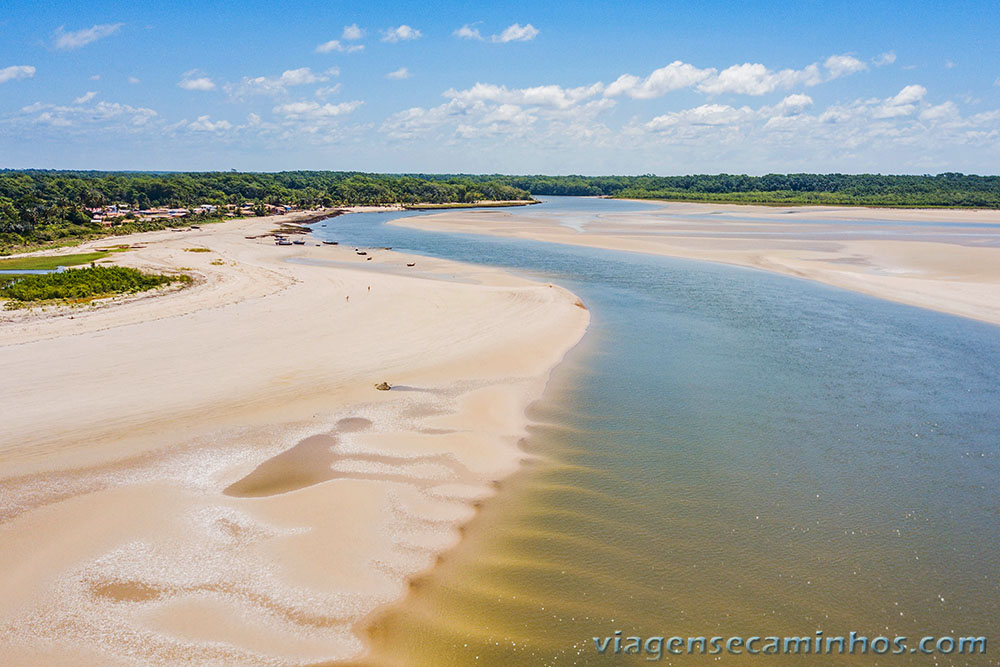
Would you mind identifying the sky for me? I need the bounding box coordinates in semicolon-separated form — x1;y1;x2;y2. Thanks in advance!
1;0;999;175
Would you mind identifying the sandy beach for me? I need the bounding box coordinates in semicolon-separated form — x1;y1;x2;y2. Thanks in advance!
0;212;589;664
393;200;1000;326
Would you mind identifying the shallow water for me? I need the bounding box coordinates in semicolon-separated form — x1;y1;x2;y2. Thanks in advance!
311;198;1000;665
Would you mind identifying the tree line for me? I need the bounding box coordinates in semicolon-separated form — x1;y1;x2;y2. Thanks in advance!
427;172;1000;208
0;170;531;250
4;170;998;252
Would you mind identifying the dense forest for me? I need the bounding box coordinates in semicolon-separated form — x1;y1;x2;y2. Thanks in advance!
0;170;531;252
422;173;1000;208
3;170;999;253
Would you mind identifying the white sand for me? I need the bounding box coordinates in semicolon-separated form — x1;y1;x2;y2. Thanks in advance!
395;201;1000;326
0;212;589;664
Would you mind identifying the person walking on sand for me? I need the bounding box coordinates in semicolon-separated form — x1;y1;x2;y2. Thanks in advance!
346;295;349;303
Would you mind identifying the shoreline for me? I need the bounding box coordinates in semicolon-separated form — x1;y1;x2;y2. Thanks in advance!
392;200;1000;327
0;209;589;663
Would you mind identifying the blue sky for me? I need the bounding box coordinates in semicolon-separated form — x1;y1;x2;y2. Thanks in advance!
2;0;999;174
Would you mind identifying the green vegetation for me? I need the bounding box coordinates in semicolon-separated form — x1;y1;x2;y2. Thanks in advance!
0;251;108;271
0;251;109;270
446;173;1000;208
0;265;189;306
183;247;212;252
3;170;997;255
0;170;532;254
403;200;538;210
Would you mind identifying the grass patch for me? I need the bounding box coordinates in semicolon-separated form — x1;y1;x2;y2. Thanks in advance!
210;259;225;265
183;247;212;253
1;266;190;306
0;251;109;271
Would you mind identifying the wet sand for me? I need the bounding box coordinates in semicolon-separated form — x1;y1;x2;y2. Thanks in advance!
393;201;1000;326
0;212;589;663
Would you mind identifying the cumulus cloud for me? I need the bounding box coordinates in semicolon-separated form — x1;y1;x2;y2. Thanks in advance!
188;115;233;132
919;101;959;122
226;67;328;99
272;100;363;119
386;67;411;80
342;24;364;40
314;84;342;98
444;82;604;109
699;62;823;95
381;80;617;144
381;25;421;42
19;99;157;128
178;70;216;91
492;23;539;43
824;54;868;79
872;84;926;117
646;103;755;131
315;39;364;54
606;61;714;98
608;54;870;100
0;65;36;84
873;51;897;66
773;93;814;114
53;23;123;50
74;91;98;104
454;24;483;40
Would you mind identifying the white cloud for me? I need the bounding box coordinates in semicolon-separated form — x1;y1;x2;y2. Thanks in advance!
606;61;714;98
53;23;123;50
919;101;959;122
247;112;262;126
773;93;814;114
608;54;869;100
646;103;755;131
381;81;617;144
273;100;363;119
188;115;233;132
19;99;157;128
128;76;141;84
873;51;897;67
444;82;604;109
381;25;421;43
226;67;328;99
315;39;364;54
178;70;216;91
74;91;98;104
945;60;957;69
314;84;342;98
454;24;484;40
825;54;868;79
386;67;411;80
89;74;100;81
0;65;35;84
342;24;364;40
890;84;927;106
492;23;539;43
699;62;823;95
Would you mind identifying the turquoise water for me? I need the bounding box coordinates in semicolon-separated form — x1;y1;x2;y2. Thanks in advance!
312;198;999;665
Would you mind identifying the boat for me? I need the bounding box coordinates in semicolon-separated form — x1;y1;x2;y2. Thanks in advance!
323;240;338;245
406;262;415;267
293;239;306;245
277;239;292;246
356;250;367;256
